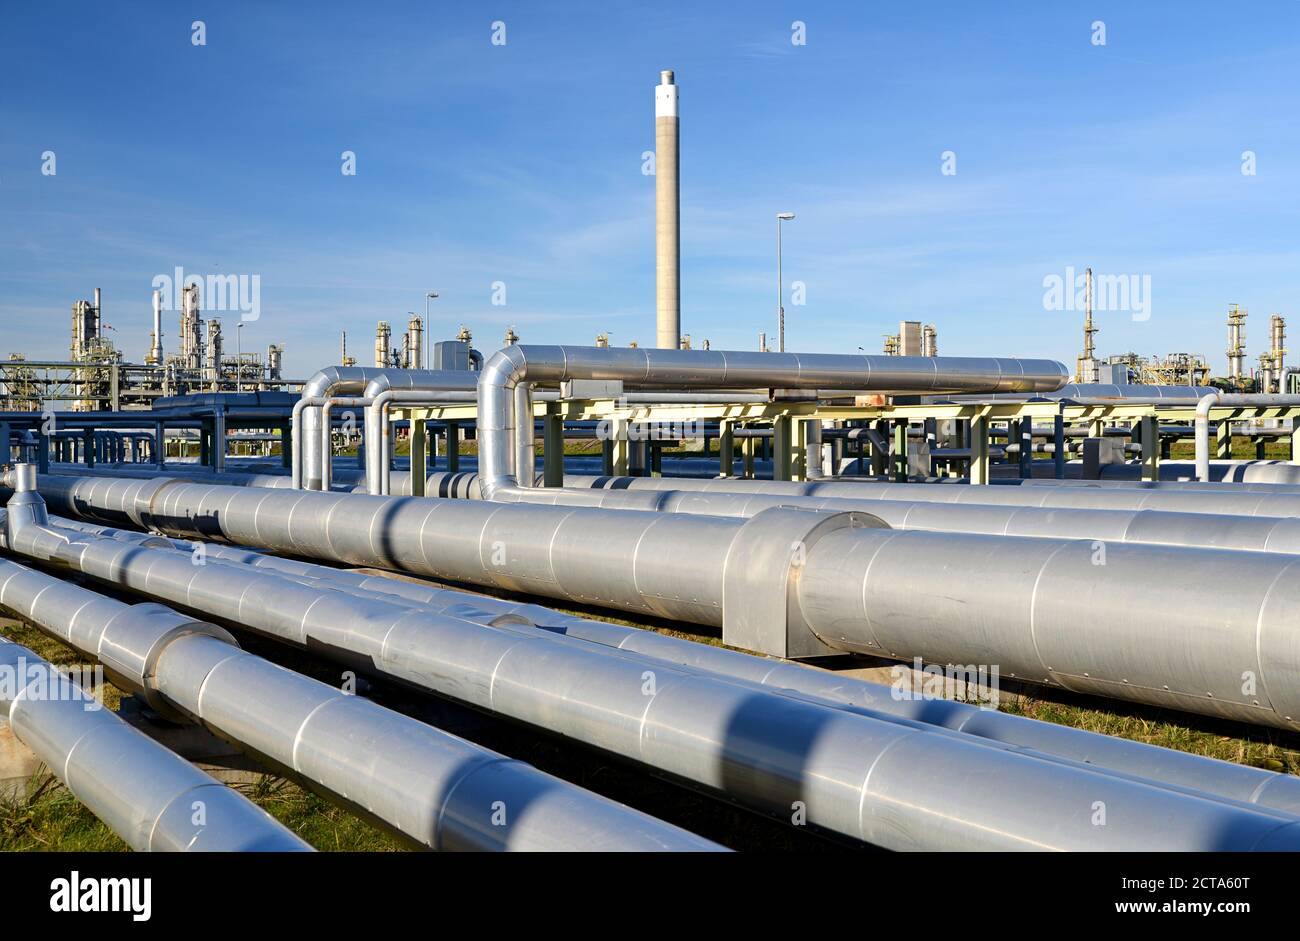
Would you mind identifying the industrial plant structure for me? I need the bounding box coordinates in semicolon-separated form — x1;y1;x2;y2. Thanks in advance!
1071;283;1292;393
4;70;1300;857
1;287;293;412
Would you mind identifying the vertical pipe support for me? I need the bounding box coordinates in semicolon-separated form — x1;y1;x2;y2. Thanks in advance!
969;414;990;484
410;417;427;497
1217;415;1234;459
718;419;734;478
773;416;793;482
542;408;562;487
611;430;630;477
1053;411;1066;479
438;420;454;474
892;420;908;482
790;419;806;482
1017;418;1032;479
1140;415;1160;482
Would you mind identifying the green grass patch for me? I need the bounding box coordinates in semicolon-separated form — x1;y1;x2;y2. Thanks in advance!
1002;695;1300;773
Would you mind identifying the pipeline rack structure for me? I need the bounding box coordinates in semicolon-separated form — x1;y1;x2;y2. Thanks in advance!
4;341;1300;854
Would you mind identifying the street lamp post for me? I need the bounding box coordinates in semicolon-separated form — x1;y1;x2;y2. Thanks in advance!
424;292;438;369
776;212;795;352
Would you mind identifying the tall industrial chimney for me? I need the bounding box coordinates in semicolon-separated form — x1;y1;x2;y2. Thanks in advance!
655;70;680;349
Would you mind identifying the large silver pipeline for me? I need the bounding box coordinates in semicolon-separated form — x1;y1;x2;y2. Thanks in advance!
550;474;1300;553
119;532;1300;817
475;345;1070;499
0;608;311;852
1016;473;1300;492
58;539;1300;829
552;471;1300;519
0;494;711;852
23;473;1300;729
948;383;1214;404
18;514;1300;850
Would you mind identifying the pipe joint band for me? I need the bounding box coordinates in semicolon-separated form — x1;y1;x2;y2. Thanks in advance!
721;507;889;658
97;603;238;717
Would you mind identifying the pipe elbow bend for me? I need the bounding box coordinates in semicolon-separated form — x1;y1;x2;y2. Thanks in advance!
480;346;530;393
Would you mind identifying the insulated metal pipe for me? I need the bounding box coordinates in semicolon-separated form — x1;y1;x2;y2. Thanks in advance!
373;390;480;495
550;475;1300;553
0;508;709;852
360;371;479;493
475;345;1070;500
1015;474;1300;492
23;473;1300;729
20;518;1300;850
53;514;1300;817
514;382;535;487
57;546;1300;829
1195;393;1300;481
0;620;310;852
299;367;389;490
320;396;370;493
947;383;1215;403
794;527;1300;729
555;472;1300;518
153;537;1300;817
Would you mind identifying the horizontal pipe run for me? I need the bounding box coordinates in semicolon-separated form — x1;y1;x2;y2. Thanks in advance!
141;534;1300;818
548;475;1300;554
30;519;1300;849
0;619;311;852
476;345;1069;500
556;472;1300;520
27;517;1300;847
22;473;1300;731
48;512;1300;819
0;509;709;852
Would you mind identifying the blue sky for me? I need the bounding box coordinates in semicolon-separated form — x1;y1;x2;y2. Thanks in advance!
2;1;1299;377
